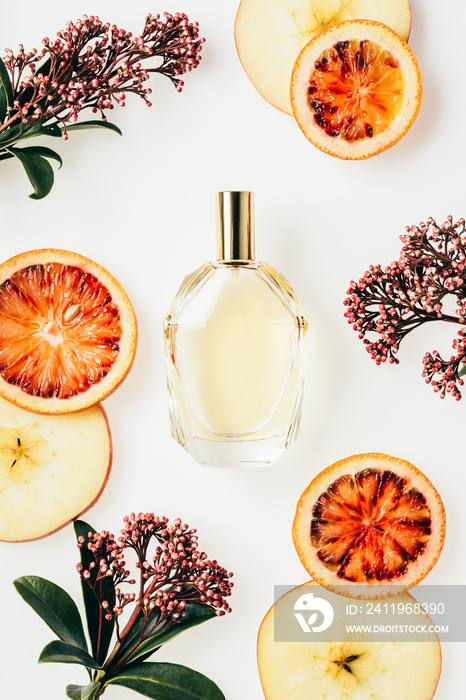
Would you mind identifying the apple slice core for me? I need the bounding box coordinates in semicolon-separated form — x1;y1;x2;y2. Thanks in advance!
0;397;112;541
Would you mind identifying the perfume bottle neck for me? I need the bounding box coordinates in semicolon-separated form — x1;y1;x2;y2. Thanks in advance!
216;191;255;262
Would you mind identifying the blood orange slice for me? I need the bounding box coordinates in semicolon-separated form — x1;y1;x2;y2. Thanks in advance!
0;249;137;413
292;454;445;598
291;20;422;159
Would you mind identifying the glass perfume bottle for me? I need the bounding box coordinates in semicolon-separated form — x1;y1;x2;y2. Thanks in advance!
164;191;308;466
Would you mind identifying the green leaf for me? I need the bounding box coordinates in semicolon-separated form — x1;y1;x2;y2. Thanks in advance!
23;145;62;168
64;120;122;135
0;56;13;124
0;91;6;125
13;576;88;649
39;123;62;138
38;640;102;670
0;124;24;145
81;681;102;700
459;364;466;378
105;662;226;700
0;121;62;147
117;603;216;666
17;122;62;141
66;682;102;700
74;520;116;666
6;146;55;199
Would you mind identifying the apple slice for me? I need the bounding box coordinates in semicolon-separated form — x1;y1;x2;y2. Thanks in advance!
0;397;112;541
235;0;412;114
258;582;442;700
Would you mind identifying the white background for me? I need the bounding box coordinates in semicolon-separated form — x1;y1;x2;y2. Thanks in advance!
0;0;465;698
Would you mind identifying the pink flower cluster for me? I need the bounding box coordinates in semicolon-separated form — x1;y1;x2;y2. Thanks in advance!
77;529;136;619
344;216;466;400
77;513;233;627
1;13;204;135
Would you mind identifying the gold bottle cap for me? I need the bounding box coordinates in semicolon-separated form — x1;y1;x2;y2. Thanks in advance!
216;191;255;261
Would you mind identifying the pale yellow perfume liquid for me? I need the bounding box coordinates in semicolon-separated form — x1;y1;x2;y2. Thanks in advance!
172;267;298;436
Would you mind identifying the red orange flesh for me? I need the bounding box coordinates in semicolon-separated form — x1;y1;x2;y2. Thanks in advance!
308;39;405;141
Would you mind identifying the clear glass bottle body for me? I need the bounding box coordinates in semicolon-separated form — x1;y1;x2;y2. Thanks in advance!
164;260;307;466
